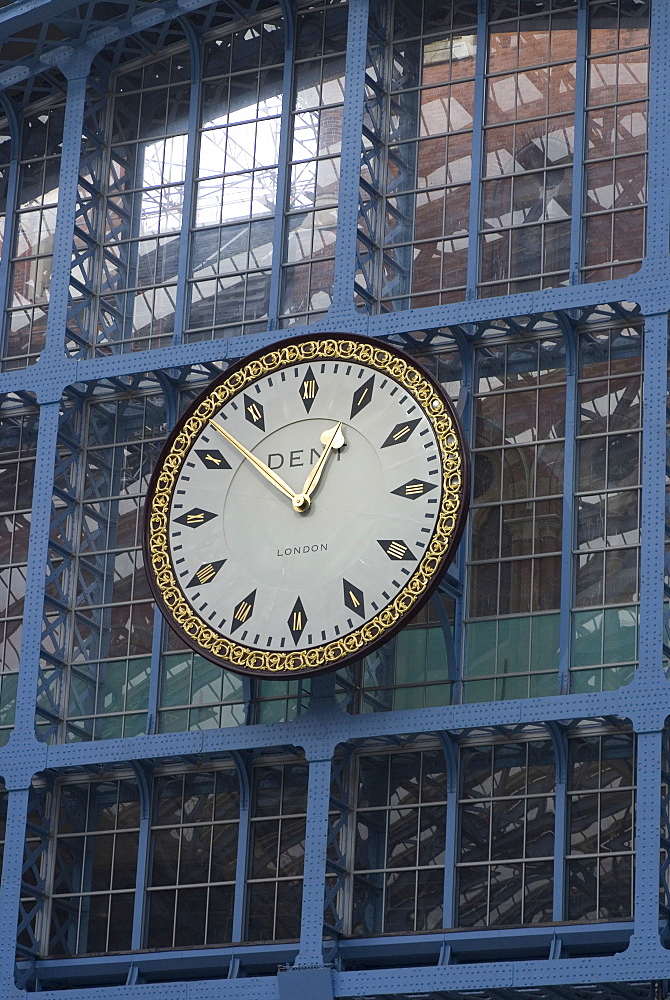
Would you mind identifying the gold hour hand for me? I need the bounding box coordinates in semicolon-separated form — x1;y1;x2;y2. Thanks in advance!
208;419;299;505
299;422;346;503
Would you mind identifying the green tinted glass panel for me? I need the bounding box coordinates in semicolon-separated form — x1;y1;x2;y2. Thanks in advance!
191;656;224;705
465;620;496;676
603;607;638;664
572;611;603;667
530;615;560;672
161;655;192;707
498;617;530;673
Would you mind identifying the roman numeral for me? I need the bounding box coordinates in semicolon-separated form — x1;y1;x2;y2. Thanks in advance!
288;597;307;644
381;419;421;448
186;560;226;588
243;394;265;431
350;375;374;418
377;539;416;561
343;579;365;618
195;449;231;470
300;367;319;413
174;507;218;527
391;479;439;500
231;590;256;633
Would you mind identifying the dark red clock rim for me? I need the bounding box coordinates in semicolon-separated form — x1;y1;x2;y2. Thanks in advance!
143;332;471;679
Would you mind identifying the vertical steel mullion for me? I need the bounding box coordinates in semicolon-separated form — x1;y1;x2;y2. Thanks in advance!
557;317;577;695
548;722;567;924
231;751;251;944
295;753;331;966
331;0;371;313
145;608;164;736
12;399;60;737
439;734;458;930
344;753;361;936
0;94;21;361
171;19;201;346
644;0;670;257
568;0;588;283
172;826;182;946
41;56;94;362
130;763;152;951
432;592;457;683
78;831;98;951
464;0;488;299
266;6;295;330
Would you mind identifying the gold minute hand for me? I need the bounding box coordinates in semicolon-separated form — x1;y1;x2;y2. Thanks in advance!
301;422;346;500
208;419;300;506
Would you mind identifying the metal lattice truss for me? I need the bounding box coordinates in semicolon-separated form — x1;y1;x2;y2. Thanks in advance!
324;747;351;940
0;0;282;105
355;0;390;312
16;776;53;991
384;301;646;355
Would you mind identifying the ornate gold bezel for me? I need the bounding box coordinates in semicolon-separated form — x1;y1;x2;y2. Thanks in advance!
144;334;469;677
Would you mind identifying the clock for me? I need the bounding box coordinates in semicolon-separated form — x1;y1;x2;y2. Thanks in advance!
144;333;469;677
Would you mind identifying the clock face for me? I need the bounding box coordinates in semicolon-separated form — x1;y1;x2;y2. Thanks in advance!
145;334;469;677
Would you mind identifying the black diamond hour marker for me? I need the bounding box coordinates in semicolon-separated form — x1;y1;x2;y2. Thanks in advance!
288;597;307;644
391;479;439;500
186;560;226;588
195;449;231;470
350;375;374;418
231;590;256;633
244;394;265;431
299;367;319;413
174;507;218;527
343;579;365;618
381;419;421;448
377;540;416;561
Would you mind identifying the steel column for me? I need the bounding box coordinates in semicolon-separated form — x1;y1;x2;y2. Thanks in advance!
294;751;332;967
634;310;666;684
331;0;370;314
40;52;95;362
568;0;588;284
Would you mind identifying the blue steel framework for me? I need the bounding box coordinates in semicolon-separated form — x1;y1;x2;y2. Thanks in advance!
0;1;668;999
